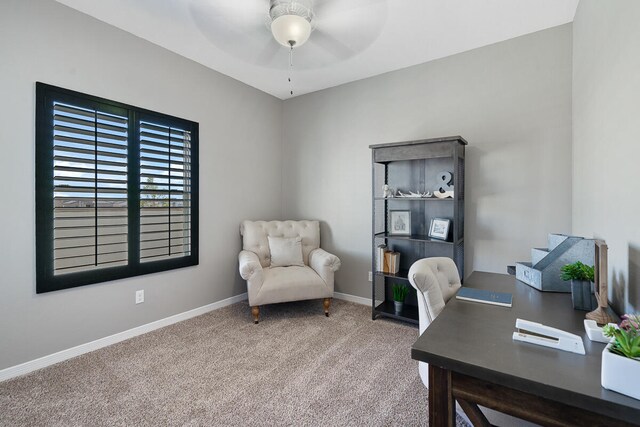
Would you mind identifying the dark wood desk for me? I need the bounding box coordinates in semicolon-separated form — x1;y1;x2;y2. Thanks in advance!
411;271;640;426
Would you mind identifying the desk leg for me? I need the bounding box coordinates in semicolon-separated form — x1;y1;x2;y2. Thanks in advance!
429;364;455;427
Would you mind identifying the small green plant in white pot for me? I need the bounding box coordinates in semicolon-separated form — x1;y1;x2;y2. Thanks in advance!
601;314;640;400
392;284;409;314
560;261;596;311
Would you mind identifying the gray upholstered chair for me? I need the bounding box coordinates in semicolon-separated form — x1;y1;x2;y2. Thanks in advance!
238;220;341;323
407;257;462;387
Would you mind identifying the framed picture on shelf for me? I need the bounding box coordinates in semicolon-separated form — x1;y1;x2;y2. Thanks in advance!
389;210;411;235
428;218;450;240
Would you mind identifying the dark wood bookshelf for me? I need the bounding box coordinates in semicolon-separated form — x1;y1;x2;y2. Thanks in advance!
371;137;465;324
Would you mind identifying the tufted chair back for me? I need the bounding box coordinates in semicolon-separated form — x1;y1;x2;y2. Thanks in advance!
408;257;462;334
240;220;320;268
408;257;461;389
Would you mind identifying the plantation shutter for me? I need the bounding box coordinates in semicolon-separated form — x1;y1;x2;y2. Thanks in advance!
52;102;129;275
139;121;192;262
36;83;199;293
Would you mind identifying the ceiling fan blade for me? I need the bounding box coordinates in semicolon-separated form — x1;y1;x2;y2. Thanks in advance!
189;0;269;20
314;0;387;17
187;0;284;67
188;0;269;45
307;0;387;63
256;39;285;66
308;28;354;60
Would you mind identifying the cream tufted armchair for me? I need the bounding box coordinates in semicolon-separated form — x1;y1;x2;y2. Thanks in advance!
407;257;462;387
238;220;341;323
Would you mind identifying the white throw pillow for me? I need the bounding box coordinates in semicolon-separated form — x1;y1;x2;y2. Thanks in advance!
268;236;304;267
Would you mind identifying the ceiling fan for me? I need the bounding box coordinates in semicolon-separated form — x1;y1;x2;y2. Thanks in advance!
188;0;387;69
269;0;315;49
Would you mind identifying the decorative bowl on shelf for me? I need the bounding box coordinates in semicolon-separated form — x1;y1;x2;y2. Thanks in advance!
433;190;454;199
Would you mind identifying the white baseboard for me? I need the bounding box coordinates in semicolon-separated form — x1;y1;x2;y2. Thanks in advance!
0;293;248;383
333;292;371;306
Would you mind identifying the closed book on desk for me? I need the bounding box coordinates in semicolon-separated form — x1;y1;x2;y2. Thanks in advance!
456;287;512;307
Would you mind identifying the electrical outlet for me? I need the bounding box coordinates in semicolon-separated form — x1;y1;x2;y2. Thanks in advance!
368;271;373;282
135;290;144;304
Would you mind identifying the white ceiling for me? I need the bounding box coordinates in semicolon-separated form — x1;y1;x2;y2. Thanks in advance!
55;0;579;100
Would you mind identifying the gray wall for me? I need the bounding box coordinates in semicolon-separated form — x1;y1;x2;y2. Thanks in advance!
0;0;283;370
282;25;573;298
572;0;640;314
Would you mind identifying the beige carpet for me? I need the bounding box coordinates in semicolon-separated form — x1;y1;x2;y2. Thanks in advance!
0;299;468;426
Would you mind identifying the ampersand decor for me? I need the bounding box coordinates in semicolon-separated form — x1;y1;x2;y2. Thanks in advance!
437;171;454;193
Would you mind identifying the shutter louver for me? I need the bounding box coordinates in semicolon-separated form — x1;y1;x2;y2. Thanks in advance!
53;102;129;275
139;121;192;262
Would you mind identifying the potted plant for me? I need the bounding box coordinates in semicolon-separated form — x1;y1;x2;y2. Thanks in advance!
602;314;640;399
560;261;596;311
392;283;409;314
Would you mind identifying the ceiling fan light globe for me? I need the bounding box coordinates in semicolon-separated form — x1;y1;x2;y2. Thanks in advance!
271;14;311;48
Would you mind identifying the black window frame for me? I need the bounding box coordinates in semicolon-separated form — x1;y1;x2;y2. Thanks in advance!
36;82;199;293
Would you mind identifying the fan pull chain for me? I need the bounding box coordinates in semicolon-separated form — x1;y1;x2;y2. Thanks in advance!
288;45;294;97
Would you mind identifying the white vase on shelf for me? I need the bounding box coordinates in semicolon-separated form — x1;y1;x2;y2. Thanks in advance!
601;343;640;400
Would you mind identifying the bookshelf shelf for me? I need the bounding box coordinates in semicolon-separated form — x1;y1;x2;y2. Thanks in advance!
375;232;463;245
373;197;454;201
374;300;418;324
375;269;410;281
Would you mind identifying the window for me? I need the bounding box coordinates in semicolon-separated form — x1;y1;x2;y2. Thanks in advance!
36;83;199;293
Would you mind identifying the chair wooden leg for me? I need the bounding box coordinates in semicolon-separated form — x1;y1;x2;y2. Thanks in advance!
323;298;332;317
251;306;260;324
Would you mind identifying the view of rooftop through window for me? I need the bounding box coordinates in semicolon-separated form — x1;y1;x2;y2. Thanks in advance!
139;121;192;263
53;101;130;275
